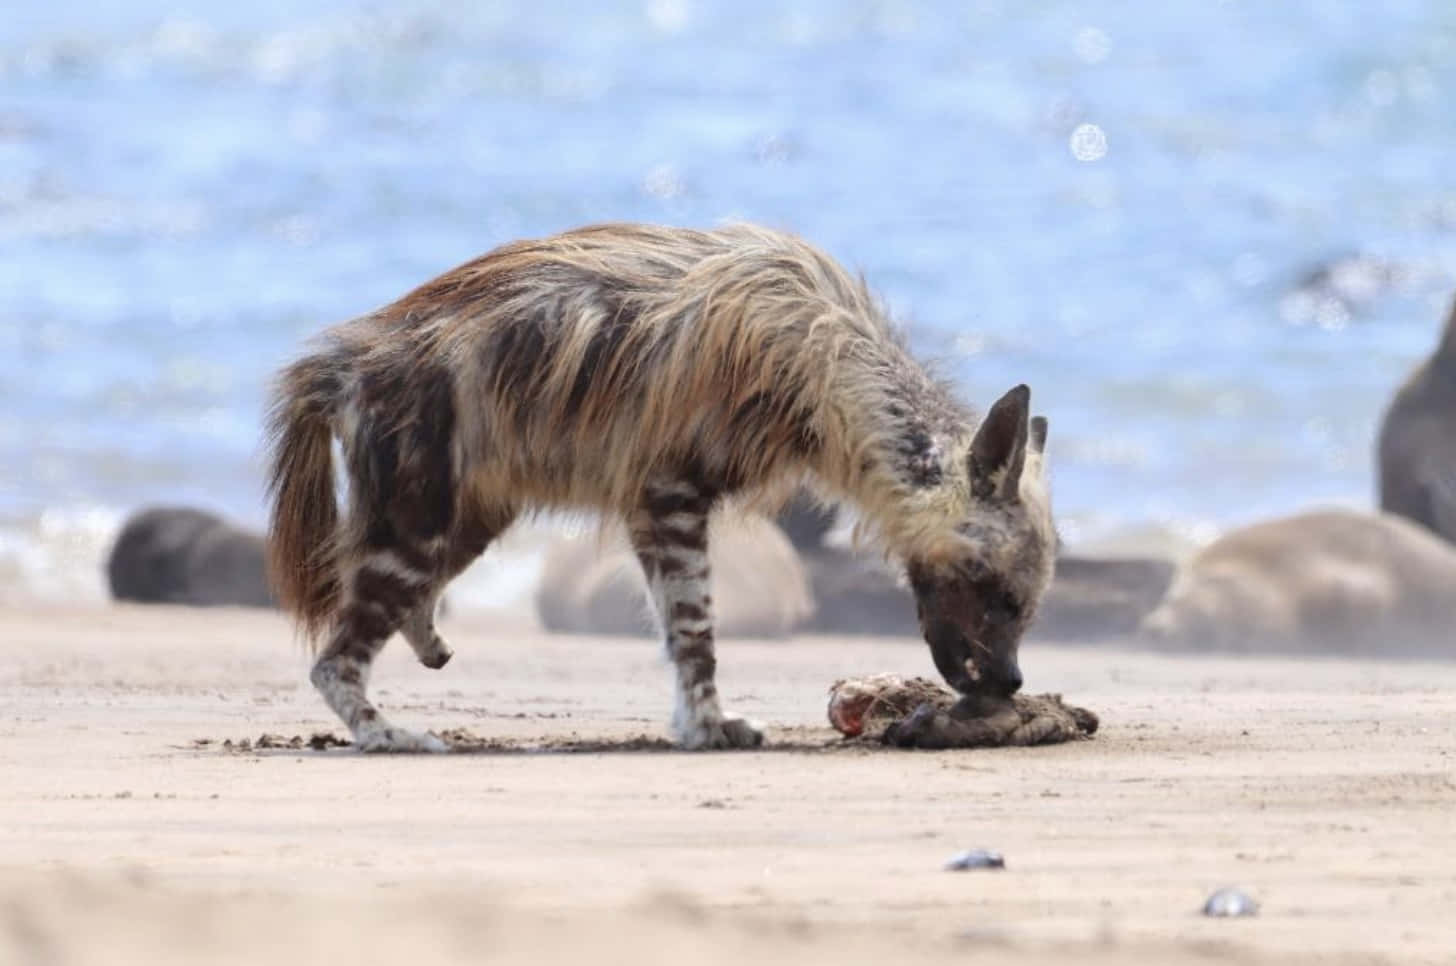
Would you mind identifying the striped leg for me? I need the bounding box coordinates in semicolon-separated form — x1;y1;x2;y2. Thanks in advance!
400;584;451;670
311;538;448;752
399;510;513;670
628;480;764;750
312;371;465;752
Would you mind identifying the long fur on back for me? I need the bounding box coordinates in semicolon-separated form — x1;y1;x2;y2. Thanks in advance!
265;222;1052;633
411;224;973;544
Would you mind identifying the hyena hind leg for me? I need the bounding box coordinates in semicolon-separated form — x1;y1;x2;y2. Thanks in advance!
398;513;511;670
628;481;764;751
310;541;449;753
400;589;451;669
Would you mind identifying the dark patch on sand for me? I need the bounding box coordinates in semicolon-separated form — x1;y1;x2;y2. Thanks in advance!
190;728;868;756
435;727;679;754
194;694;1097;756
191;733;353;753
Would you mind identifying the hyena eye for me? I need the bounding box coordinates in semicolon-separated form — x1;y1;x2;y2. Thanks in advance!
978;583;1021;625
986;604;1018;626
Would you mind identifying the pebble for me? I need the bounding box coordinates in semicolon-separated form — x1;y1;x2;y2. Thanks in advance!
1202;886;1259;917
944;849;1006;871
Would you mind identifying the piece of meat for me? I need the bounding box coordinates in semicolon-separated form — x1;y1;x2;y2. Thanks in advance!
827;674;1098;748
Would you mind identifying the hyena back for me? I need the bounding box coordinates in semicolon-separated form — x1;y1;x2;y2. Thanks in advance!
266;223;1057;751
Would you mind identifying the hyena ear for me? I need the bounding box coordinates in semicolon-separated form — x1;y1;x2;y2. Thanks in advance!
1029;416;1048;456
968;384;1030;502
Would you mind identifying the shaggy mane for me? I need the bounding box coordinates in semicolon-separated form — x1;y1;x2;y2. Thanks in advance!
325;222;987;562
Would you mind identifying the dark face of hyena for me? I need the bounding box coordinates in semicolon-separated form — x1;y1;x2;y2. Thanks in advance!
909;554;1041;697
908;386;1054;698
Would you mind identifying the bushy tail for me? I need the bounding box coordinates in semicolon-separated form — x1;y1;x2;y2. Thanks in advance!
265;352;343;642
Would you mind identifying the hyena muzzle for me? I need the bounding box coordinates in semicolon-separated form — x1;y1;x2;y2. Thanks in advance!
265;222;1057;752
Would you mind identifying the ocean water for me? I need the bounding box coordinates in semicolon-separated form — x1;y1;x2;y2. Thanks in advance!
5;0;1456;605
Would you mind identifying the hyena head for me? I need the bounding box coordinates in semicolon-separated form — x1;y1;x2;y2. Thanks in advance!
906;385;1055;698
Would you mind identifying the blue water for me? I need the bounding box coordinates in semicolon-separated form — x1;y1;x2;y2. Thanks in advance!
5;0;1456;595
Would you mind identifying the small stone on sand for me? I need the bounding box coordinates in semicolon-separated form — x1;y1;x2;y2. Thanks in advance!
944;849;1006;871
1202;886;1259;917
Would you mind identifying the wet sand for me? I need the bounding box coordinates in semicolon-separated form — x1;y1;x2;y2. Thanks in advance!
2;604;1452;964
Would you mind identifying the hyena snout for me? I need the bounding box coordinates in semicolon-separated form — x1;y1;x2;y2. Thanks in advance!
926;626;1019;696
981;656;1023;696
924;621;1023;697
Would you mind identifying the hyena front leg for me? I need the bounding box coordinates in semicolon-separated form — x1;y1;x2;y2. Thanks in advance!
628;481;764;750
399;511;512;670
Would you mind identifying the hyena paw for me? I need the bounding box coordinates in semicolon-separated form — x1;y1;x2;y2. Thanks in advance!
417;636;453;670
356;725;450;754
677;712;765;750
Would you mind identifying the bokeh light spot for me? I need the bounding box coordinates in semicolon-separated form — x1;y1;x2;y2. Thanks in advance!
1069;123;1107;161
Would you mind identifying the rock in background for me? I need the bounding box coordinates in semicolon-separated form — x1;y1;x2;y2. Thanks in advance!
535;513;813;639
107;507;274;608
1034;556;1176;642
1139;508;1456;657
1378;294;1456;545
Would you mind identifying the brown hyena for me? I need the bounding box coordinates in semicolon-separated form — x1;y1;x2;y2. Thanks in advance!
266;223;1057;752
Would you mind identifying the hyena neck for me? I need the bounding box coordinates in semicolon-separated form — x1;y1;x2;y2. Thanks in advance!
819;350;975;562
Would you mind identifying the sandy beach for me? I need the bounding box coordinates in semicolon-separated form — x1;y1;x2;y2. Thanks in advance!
0;605;1451;965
